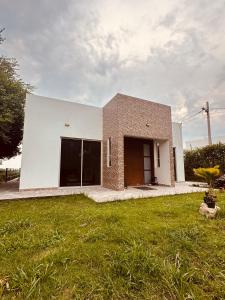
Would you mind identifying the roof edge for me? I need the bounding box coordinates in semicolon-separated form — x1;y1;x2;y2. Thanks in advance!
104;93;171;109
27;93;101;109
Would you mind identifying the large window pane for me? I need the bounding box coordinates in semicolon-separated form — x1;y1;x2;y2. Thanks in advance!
144;170;151;184
82;140;101;185
144;144;150;156
144;157;151;170
60;138;81;186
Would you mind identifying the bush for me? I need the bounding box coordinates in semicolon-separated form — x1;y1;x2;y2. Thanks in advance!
193;165;221;187
184;143;225;181
214;174;225;188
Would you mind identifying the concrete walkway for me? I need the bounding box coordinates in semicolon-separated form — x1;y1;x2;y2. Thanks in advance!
0;181;207;202
87;183;207;202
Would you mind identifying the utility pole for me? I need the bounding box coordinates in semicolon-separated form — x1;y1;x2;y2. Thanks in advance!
202;101;212;145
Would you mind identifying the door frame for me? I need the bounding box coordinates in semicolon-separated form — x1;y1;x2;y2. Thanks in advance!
124;136;155;187
58;137;102;187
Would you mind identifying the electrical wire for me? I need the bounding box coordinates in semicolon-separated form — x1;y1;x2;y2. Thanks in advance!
181;109;203;123
176;103;225;125
180;108;201;120
210;111;225;117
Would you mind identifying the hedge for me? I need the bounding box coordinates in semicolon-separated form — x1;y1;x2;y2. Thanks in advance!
184;143;225;181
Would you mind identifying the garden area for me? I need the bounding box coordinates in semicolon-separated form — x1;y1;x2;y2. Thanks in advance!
0;193;225;299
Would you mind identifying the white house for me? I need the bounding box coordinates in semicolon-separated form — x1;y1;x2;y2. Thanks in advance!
20;93;185;190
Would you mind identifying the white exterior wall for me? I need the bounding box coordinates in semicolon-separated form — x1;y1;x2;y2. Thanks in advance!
154;140;171;185
172;122;185;182
20;94;102;190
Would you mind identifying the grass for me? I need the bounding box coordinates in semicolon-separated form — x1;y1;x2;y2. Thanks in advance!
0;192;225;299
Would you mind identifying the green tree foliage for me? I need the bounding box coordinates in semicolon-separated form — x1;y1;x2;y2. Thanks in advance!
0;29;32;159
184;143;225;181
0;28;5;44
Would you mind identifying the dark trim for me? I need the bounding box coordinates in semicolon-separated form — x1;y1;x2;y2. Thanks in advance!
173;147;177;182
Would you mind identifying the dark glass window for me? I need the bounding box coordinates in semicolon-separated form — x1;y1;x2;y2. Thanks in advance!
60;138;81;186
157;144;160;167
107;137;112;167
82;140;101;185
60;138;101;187
173;147;177;181
143;143;151;184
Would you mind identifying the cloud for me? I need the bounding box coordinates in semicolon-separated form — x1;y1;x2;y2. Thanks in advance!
1;0;225;141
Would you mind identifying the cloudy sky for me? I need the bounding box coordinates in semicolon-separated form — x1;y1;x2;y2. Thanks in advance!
1;0;225;143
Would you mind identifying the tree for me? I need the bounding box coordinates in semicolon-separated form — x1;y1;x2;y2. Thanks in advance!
0;29;32;159
0;28;5;45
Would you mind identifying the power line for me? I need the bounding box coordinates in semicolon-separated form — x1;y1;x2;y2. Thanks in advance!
211;107;225;110
181;109;203;123
182;102;213;146
211;110;225;114
179;101;224;146
180;108;202;121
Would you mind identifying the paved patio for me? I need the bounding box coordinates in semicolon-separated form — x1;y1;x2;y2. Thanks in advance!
0;180;207;202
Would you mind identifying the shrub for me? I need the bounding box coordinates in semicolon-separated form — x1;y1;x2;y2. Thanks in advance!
184;143;225;181
214;174;225;188
193;165;221;187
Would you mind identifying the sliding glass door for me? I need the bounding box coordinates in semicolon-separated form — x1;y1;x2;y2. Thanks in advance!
60;138;101;187
60;138;82;186
83;140;101;185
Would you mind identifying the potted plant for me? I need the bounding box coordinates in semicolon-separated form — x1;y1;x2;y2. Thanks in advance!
193;165;221;208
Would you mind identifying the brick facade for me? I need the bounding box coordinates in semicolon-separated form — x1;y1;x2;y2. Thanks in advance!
103;93;175;190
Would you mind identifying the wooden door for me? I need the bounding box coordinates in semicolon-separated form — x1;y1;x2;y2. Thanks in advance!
124;138;144;186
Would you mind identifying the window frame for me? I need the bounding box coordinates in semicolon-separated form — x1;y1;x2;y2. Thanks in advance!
156;143;160;168
107;137;112;167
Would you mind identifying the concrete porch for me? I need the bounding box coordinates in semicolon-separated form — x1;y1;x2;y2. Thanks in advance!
0;181;207;202
87;183;207;202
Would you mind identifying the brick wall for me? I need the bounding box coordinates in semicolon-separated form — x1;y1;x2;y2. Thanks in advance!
103;93;174;190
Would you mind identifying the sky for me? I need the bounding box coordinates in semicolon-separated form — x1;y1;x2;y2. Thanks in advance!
1;0;225;144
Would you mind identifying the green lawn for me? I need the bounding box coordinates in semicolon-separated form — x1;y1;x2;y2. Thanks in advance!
0;193;225;299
